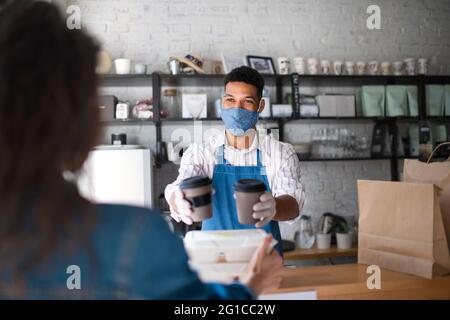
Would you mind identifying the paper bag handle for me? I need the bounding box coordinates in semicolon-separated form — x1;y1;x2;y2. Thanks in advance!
427;142;450;163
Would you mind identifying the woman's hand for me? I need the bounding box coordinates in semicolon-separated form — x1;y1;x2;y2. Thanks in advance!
241;235;284;296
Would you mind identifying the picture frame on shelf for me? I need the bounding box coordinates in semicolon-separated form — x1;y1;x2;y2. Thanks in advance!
246;55;276;75
221;54;247;73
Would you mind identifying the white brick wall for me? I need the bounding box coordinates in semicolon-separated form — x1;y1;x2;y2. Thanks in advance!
69;0;450;74
70;0;450;239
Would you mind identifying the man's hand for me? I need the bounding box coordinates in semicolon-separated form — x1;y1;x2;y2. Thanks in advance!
253;192;276;228
169;188;194;225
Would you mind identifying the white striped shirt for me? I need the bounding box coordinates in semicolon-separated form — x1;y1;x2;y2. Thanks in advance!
164;131;306;222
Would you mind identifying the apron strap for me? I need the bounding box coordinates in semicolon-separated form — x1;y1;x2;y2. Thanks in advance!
216;145;263;166
215;145;228;165
256;149;262;167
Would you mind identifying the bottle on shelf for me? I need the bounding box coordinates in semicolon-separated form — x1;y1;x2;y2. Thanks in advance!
418;121;433;162
260;88;272;118
214;89;224;118
295;215;315;249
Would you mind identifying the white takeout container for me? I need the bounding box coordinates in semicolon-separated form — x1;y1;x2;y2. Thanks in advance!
184;229;278;263
189;262;249;284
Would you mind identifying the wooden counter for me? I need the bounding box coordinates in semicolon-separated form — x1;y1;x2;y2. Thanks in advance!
275;263;450;299
284;245;358;261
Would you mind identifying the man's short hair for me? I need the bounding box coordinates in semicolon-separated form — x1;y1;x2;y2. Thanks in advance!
224;66;265;98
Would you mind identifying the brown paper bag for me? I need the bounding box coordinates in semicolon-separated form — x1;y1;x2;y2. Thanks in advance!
357;180;450;279
403;143;450;246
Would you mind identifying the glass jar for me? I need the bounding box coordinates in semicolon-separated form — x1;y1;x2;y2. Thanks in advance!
214;89;224;118
260;88;271;118
163;88;178;118
295;215;315;249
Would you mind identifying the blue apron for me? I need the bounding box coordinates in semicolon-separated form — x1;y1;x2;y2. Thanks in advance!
202;145;283;255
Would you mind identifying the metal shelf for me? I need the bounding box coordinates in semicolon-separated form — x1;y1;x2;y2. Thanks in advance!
101;119;155;124
159;73;278;80
98;73;450;82
288;116;420;121
161;117;222;122
99;74;152;79
158;73;279;87
158;116;421;122
97;72;450;176
426;116;450;121
298;156;393;162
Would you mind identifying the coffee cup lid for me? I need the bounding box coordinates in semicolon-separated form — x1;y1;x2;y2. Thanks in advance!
234;179;266;193
180;176;211;189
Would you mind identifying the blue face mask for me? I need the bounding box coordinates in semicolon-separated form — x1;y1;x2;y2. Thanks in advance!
220;107;259;136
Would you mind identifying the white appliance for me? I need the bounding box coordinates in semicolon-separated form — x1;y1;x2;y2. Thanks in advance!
77;145;154;208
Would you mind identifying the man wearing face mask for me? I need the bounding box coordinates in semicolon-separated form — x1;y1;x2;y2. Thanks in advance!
165;66;306;254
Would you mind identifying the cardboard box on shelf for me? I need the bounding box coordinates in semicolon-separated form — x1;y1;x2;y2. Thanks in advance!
182;94;207;119
316;94;355;117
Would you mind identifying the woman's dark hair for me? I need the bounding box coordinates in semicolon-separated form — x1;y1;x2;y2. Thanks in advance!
224;66;265;98
0;0;100;286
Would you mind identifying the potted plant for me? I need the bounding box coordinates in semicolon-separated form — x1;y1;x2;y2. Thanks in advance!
336;221;353;250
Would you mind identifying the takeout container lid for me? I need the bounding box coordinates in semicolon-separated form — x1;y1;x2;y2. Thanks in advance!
184;229;277;263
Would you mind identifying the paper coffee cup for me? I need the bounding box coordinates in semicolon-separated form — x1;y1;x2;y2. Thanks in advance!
180;176;213;222
333;61;343;75
307;58;319;75
234;179;267;225
277;57;290;75
356;61;366;75
293;57;306;74
367;61;379;75
418;58;428;75
393;61;403;75
320;60;331;75
381;61;391;75
345;61;355;75
404;58;416;76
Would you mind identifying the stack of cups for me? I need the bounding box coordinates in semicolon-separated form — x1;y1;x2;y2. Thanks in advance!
356;61;366;75
367;61;379;75
381;61;391;75
277;57;290;75
333;61;343;75
404;58;416;75
345;61;355;75
418;58;428;75
293;57;306;74
307;58;319;75
320;60;331;75
392;61;403;75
